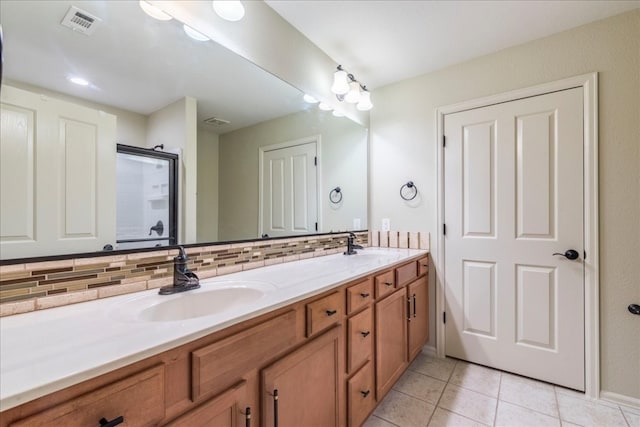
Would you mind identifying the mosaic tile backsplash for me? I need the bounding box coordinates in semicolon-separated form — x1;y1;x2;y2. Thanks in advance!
0;233;369;316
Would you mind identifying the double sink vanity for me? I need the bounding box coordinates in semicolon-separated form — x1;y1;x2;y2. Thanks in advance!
0;247;429;426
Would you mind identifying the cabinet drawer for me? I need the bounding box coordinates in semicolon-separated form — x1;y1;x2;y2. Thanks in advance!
396;261;418;287
168;380;248;427
11;365;165;427
374;270;395;299
306;291;343;337
418;256;429;277
192;310;297;401
347;307;373;373
346;278;373;314
348;361;375;427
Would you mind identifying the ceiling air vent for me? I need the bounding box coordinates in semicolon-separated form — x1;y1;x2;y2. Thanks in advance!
61;6;101;36
203;117;231;127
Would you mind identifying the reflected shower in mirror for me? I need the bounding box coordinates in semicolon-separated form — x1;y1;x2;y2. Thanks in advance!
0;0;368;260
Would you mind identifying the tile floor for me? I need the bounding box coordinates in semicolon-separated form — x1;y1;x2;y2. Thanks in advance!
364;354;640;427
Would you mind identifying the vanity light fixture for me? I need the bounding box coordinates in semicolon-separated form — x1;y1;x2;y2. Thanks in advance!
318;102;332;111
139;0;172;21
213;1;245;22
68;76;90;86
183;24;209;41
303;94;319;104
330;65;373;111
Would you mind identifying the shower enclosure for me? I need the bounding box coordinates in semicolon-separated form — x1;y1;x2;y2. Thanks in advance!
116;144;178;250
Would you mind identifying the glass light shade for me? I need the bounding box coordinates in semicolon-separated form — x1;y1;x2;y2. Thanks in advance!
331;70;349;95
356;91;373;111
332;110;345;117
318;102;332;111
344;81;361;103
213;1;245;22
183;25;209;41
139;1;172;21
303;94;318;103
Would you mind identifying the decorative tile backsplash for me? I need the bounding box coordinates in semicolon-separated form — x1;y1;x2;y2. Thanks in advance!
0;230;429;317
0;233;368;316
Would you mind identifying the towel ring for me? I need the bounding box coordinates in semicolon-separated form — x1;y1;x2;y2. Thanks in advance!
400;181;418;201
329;187;343;204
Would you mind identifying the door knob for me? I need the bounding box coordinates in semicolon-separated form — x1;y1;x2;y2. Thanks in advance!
553;249;580;260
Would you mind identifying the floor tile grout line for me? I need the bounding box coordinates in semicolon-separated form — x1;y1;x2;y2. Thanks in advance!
619;404;632;427
492;372;502;427
372;414;402;427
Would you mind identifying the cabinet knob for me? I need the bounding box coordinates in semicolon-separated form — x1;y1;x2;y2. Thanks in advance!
360;292;370;298
360;331;370;337
384;282;393;287
326;309;337;316
360;390;371;398
99;416;124;427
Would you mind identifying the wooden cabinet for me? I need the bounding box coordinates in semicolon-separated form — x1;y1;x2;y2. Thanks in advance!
10;365;165;427
167;380;251;427
347;362;375;427
347;307;373;373
374;270;395;299
375;288;408;400
306;291;343;337
408;276;429;361
346;278;373;314
395;261;418;287
262;327;342;427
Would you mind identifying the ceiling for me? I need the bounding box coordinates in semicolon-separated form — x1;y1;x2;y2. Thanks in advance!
266;0;640;89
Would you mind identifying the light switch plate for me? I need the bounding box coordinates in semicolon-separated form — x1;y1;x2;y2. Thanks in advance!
353;218;361;229
382;218;390;231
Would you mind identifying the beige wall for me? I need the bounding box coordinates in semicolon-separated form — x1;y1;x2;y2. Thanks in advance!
197;128;220;242
369;10;640;399
218;109;368;241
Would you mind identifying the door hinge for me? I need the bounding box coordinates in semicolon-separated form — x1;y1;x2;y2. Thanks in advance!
315;222;318;231
443;224;446;236
443;312;446;324
443;135;446;147
584;250;587;260
314;156;317;166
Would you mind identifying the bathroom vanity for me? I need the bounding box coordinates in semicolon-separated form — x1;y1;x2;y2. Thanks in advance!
0;248;429;426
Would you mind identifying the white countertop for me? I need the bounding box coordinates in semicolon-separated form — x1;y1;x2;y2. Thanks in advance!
0;247;427;411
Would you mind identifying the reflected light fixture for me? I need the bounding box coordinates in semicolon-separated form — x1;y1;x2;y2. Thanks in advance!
213;1;245;21
303;94;319;103
330;65;373;111
68;76;90;86
332;110;345;117
183;24;209;41
318;102;332;111
139;0;172;21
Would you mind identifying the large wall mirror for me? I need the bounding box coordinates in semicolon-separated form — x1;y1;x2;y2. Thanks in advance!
0;0;368;261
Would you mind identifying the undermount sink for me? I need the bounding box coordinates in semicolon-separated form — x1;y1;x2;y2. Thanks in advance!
115;281;274;322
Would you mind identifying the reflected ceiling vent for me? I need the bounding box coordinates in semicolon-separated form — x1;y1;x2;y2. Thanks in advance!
61;6;101;36
203;117;231;127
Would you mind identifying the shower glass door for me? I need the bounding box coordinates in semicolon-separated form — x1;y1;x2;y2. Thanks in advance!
116;144;178;250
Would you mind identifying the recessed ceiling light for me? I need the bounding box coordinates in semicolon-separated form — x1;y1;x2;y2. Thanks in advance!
212;1;245;22
139;0;172;21
318;102;332;111
303;94;318;104
183;24;209;41
68;76;90;86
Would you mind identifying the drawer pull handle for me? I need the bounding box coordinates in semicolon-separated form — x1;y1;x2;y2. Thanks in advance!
360;292;370;298
360;330;370;337
384;281;393;287
407;297;411;321
360;390;371;398
273;389;279;427
244;407;251;427
326;309;337;316
413;293;417;318
99;416;124;427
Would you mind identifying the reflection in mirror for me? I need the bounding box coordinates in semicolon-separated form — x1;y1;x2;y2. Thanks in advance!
0;0;367;261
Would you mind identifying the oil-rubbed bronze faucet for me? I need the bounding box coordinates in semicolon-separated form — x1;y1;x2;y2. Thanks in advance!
344;232;364;255
158;246;200;295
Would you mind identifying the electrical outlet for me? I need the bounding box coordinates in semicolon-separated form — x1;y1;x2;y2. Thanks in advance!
382;218;390;231
353;218;361;229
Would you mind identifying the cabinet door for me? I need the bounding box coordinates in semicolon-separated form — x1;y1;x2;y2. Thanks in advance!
408;276;429;361
375;289;408;400
262;326;342;427
168;380;252;427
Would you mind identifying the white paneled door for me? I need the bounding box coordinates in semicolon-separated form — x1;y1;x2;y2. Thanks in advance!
444;88;585;390
260;141;318;238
